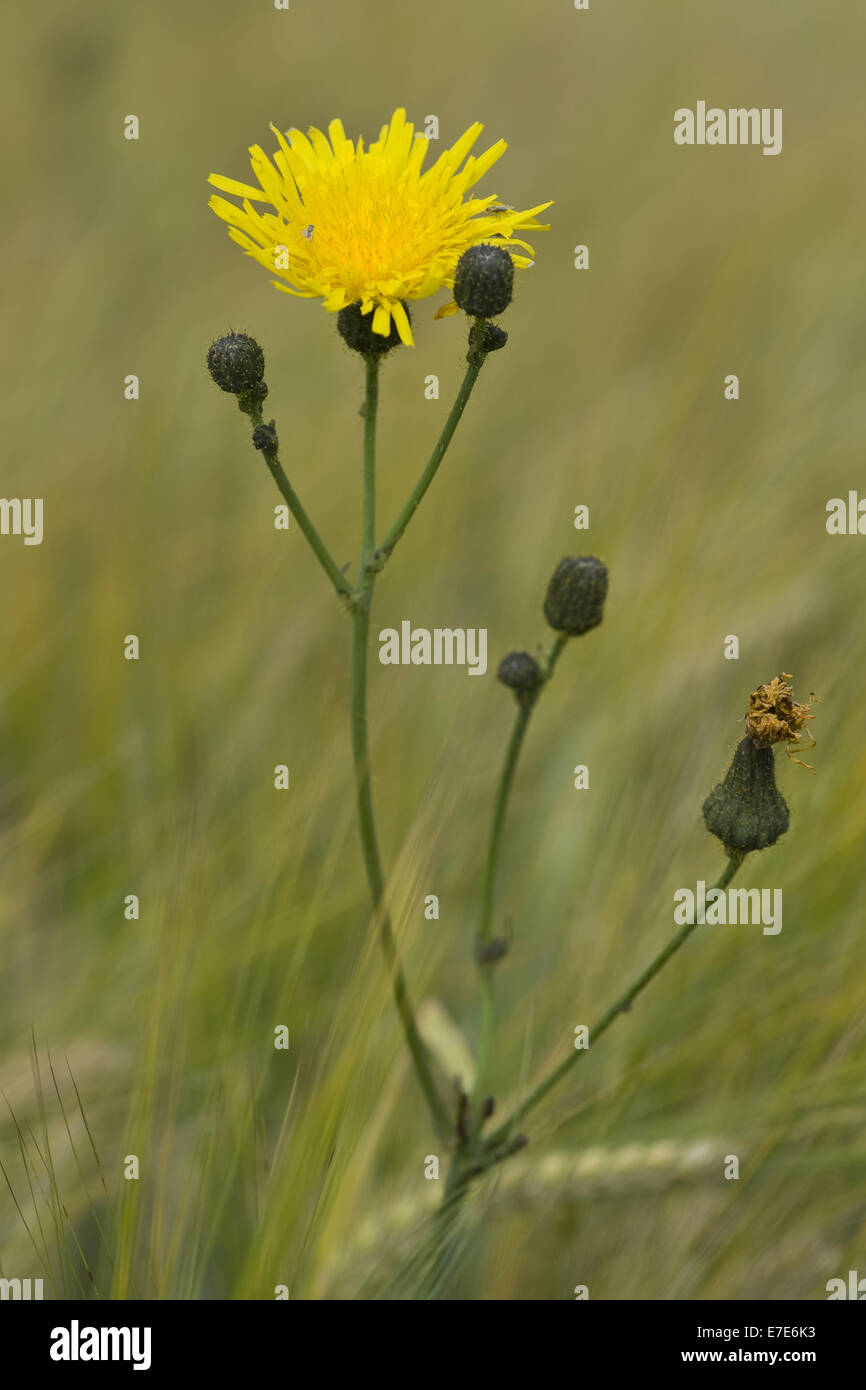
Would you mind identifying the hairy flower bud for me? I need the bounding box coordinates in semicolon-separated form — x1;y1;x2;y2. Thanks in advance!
337;301;408;355
702;736;790;854
207;332;266;395
543;557;608;637
482;323;508;352
453;245;514;317
252;422;278;453
497;651;543;707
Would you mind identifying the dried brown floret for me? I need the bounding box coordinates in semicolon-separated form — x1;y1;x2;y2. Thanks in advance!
745;673;819;771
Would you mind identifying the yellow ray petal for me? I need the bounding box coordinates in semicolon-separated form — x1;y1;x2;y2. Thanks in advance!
208;172;268;201
372;303;391;337
391;300;414;345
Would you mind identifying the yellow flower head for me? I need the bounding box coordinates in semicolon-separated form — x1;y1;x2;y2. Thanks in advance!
208;109;552;346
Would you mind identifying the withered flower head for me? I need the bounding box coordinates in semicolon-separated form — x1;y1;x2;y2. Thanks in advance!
745;672;819;771
703;737;790;854
703;671;820;855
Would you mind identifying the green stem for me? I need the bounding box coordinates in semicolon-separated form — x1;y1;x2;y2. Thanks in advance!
473;702;531;1122
478;706;533;952
246;405;352;602
485;852;746;1150
370;328;487;572
349;357;451;1143
478;633;569;950
473;631;569;1126
361;358;378;565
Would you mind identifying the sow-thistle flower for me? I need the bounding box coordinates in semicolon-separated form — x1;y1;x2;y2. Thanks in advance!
703;673;819;855
498;651;544;709
207;108;552;346
543;557;609;637
453;244;515;318
207;331;268;412
207;332;265;396
703;737;791;854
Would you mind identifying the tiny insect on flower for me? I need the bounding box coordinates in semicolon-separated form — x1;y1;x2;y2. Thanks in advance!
208;109;552;346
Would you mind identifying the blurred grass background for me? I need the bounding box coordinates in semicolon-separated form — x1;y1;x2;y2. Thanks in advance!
1;0;865;1299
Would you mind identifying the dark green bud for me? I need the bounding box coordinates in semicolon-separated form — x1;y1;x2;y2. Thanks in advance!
497;651;543;707
467;318;507;367
702;736;790;854
207;332;266;395
543;557;608;637
482;323;508;352
337;302;408;355
252;422;278;453
237;383;269;414
454;245;514;317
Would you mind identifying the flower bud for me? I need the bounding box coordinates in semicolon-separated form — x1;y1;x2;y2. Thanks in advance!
497;651;543;707
453;245;514;317
252;422;278;453
543;557;608;637
207;332;266;395
482;323;508;353
337;302;408;355
702;736;790;854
